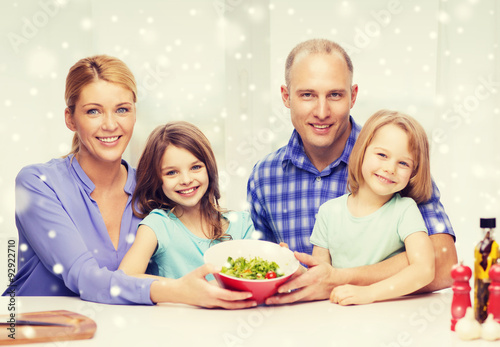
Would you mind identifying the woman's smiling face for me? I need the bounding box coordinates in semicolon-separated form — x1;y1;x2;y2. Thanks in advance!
65;79;136;165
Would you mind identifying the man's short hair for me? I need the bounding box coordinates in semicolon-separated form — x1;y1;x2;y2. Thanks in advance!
285;39;353;87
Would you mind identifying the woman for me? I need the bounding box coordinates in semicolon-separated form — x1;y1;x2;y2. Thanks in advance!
5;55;255;309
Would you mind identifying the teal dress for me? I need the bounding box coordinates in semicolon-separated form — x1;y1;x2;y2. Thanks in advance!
140;209;255;280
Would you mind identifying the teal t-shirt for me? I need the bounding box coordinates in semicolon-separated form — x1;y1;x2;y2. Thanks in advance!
310;193;427;268
140;209;255;280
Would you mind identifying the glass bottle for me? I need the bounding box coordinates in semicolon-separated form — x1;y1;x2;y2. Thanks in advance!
474;218;499;323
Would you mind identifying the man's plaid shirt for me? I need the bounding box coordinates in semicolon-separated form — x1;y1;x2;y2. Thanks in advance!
247;117;455;254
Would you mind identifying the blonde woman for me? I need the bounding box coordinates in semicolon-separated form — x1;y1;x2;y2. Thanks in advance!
5;55;255;309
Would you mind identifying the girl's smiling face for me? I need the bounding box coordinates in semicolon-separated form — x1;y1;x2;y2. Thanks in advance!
360;123;414;201
65;80;136;165
160;145;209;213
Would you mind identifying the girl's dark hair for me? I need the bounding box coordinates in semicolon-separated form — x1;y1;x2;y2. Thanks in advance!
133;121;225;239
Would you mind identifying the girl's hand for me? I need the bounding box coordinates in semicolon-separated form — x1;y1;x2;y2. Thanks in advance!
173;264;257;309
330;284;376;306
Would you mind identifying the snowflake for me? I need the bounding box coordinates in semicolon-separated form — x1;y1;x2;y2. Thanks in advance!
53;263;63;274
22;327;36;339
472;165;485;178
81;18;92;30
16;186;31;214
110;286;121;297
240;201;250;211
113;315;127;328
438;11;450;23
439;144;449;154
58;143;70;154
125;234;135;244
251;230;263;240
435;223;446;233
226;212;240;223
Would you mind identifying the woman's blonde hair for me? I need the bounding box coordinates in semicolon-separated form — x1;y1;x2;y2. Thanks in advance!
64;55;137;156
348;109;432;204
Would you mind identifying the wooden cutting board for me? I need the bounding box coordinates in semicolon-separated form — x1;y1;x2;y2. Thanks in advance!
0;310;97;345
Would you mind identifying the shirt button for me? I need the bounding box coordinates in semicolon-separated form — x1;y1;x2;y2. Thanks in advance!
315;176;321;182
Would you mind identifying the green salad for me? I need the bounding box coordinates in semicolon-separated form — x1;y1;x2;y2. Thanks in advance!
221;256;284;280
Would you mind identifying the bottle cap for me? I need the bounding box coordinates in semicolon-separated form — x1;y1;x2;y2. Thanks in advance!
480;218;496;228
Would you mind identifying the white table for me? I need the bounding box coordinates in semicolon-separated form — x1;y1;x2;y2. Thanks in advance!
0;290;496;346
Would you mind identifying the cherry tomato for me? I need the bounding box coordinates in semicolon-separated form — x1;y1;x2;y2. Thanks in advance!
265;271;277;279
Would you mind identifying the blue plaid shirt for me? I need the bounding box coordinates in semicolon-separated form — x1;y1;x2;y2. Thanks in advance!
247;116;455;255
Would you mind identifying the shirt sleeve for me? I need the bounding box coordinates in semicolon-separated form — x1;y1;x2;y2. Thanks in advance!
247;169;277;243
15;167;156;305
397;198;429;242
417;179;455;240
140;211;168;257
309;203;330;249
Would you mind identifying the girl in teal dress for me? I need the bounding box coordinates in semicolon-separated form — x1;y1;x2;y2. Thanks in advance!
119;121;255;280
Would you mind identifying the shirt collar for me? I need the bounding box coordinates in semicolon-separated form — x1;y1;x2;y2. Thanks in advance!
282;116;361;175
68;155;134;195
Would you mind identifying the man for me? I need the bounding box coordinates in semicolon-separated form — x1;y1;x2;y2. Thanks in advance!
247;39;457;304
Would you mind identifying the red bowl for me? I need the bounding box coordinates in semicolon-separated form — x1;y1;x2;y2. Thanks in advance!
204;240;299;304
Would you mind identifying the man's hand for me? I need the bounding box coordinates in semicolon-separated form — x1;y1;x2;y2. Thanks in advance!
265;251;339;305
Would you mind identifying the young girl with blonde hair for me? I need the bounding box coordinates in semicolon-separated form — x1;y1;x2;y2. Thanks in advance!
310;109;435;305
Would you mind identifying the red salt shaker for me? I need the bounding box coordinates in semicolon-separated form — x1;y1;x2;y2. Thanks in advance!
451;262;472;331
487;261;500;323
